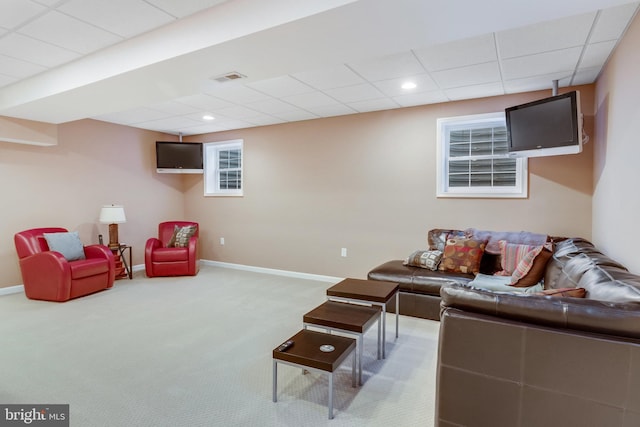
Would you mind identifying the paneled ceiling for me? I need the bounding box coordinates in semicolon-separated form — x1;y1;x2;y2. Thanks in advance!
0;0;638;136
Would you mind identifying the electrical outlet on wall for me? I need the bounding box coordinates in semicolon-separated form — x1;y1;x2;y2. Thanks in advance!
220;237;225;246
341;248;347;257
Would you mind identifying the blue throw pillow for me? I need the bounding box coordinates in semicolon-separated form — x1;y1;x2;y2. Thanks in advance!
43;231;86;261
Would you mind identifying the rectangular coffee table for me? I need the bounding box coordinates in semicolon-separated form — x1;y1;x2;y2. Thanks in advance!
326;278;399;358
272;329;356;420
303;301;381;385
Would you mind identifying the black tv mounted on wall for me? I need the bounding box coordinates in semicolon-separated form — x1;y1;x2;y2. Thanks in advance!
505;90;583;158
155;141;203;174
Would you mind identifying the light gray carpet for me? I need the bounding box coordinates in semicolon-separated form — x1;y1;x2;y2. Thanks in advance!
0;265;439;426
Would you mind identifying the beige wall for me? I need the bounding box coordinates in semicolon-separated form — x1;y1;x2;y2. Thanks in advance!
185;87;594;279
594;12;640;273
1;119;186;288
1;86;595;288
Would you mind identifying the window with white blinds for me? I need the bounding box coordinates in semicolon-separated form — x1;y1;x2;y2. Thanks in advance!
437;113;527;198
204;139;243;196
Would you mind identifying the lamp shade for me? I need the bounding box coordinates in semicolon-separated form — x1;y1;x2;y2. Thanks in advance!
99;205;126;224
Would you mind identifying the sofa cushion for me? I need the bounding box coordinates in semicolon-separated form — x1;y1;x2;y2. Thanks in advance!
466;228;548;255
153;247;188;262
498;240;540;276
439;237;486;275
368;260;473;296
168;225;197;248
43;231;86;261
468;273;543;294
510;245;553;287
428;229;466;251
403;250;443;271
70;258;109;279
535;287;586;298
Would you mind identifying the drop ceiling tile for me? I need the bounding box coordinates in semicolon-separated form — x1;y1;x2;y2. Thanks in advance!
95;107;170;125
0;74;17;88
0;33;79;67
270;110;318;121
324;83;385;103
0;53;47;78
571;67;602;85
580;40;617;69
59;0;175;38
145;0;228;18
501;47;582;80
292;65;365;90
208;84;271;104
19;11;122;54
590;2;640;43
503;71;573;94
282;91;340;109
0;0;46;29
432;62;501;89
175;94;233;111
211;105;263;120
393;90;448;107
373;73;439;97
244;115;286;126
247;98;299;114
135;115;202;131
497;12;596;59
443;82;505;101
414;33;497;71
147;100;200;116
247;75;314;98
306;104;357;118
347;98;399;113
348;51;426;82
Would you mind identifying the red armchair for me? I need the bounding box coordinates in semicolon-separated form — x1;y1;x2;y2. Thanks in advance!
145;221;199;277
14;227;116;302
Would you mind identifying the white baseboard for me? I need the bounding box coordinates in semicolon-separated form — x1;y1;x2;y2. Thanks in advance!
1;262;341;297
201;260;343;283
0;284;24;296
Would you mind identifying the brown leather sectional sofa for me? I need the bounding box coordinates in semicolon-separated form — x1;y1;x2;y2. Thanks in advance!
369;231;640;426
436;237;640;426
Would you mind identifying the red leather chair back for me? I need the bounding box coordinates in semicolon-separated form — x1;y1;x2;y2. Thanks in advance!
14;227;68;259
158;221;199;246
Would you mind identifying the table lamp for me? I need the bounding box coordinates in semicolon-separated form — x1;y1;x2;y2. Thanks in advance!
99;205;126;249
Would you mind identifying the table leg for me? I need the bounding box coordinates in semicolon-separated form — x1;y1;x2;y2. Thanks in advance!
328;372;334;420
377;313;381;360
358;335;363;386
352;349;357;388
395;291;399;339
382;304;386;359
272;360;277;403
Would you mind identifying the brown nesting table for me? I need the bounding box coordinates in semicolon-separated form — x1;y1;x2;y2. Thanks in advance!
326;278;399;358
303;301;381;385
272;329;356;419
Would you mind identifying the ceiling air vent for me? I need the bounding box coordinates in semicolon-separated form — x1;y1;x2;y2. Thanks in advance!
211;72;246;83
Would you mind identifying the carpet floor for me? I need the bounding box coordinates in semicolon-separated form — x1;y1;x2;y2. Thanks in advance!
0;265;439;426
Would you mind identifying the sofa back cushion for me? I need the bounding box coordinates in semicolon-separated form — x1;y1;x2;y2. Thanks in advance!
545;238;640;303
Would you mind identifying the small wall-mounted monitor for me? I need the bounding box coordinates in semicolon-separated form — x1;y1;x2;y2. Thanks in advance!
505;91;582;158
155;141;203;174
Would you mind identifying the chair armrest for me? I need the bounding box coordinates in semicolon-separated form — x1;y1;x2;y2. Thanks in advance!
19;252;71;301
187;236;199;276
145;238;162;277
84;244;113;260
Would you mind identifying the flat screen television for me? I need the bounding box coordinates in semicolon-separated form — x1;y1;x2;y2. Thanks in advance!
505;91;583;158
155;141;203;174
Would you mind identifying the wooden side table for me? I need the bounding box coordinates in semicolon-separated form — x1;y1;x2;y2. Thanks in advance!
111;245;132;280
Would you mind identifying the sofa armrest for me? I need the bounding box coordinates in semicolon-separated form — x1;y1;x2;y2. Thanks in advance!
19;251;71;300
440;283;640;340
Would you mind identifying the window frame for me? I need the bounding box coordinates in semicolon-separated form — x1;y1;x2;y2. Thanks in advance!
436;112;528;198
204;139;243;197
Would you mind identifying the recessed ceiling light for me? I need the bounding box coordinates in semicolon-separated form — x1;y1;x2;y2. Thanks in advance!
401;81;417;90
202;114;215;121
